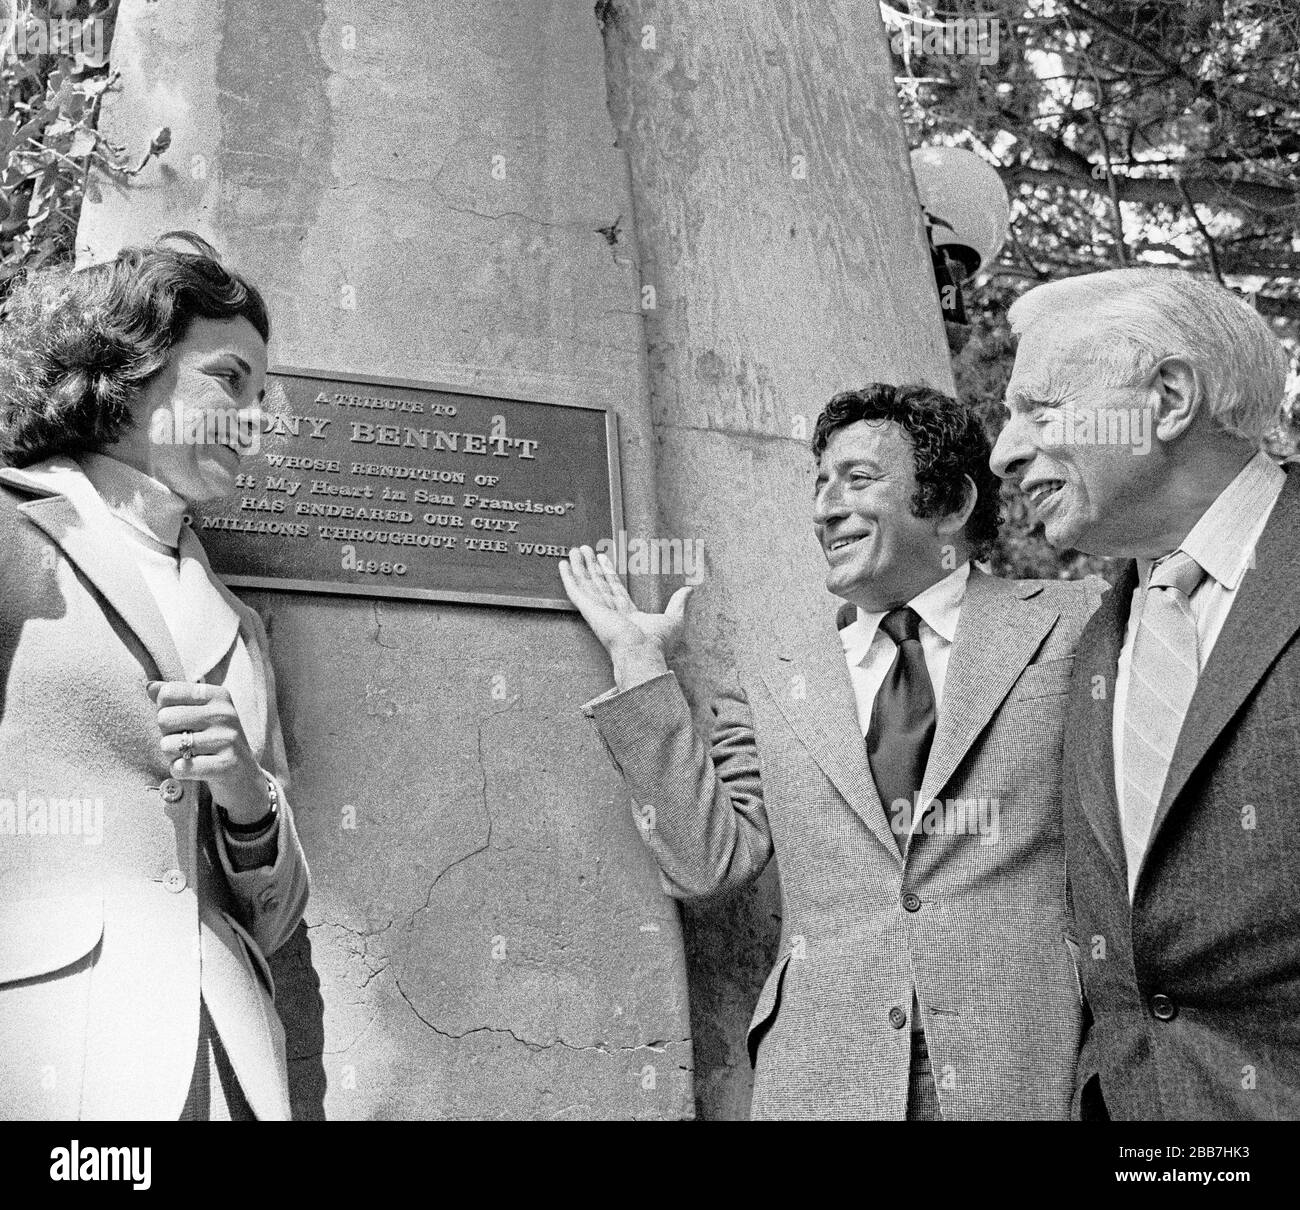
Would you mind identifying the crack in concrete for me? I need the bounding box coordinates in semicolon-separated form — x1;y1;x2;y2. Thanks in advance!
319;1004;382;1058
406;703;519;931
371;600;397;649
441;203;559;227
440;201;618;244
393;976;687;1055
307;916;395;939
356;958;390;990
382;700;693;1063
307;917;394;989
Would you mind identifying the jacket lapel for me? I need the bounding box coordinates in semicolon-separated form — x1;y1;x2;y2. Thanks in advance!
178;525;269;743
915;569;1059;811
761;615;900;862
1;463;186;682
1150;468;1300;842
1072;562;1133;883
175;526;243;682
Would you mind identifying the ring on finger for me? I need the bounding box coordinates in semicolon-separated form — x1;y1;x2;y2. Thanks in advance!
179;730;194;761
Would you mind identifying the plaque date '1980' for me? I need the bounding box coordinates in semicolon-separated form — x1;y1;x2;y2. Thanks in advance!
341;547;407;577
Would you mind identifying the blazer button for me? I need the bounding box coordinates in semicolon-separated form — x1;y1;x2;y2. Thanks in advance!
1151;993;1177;1021
901;892;922;913
160;778;185;803
888;1006;908;1030
162;869;187;894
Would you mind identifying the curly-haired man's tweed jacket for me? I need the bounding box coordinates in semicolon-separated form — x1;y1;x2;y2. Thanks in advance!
586;568;1103;1119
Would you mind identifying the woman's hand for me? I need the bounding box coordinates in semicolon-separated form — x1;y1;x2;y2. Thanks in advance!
147;681;270;825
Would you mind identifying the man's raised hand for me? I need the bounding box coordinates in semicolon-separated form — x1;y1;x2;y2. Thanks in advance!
559;545;693;689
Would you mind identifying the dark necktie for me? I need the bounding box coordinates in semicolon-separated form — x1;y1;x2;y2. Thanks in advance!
866;606;937;849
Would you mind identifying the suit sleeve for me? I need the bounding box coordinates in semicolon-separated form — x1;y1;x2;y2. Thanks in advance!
213;607;311;956
584;670;773;899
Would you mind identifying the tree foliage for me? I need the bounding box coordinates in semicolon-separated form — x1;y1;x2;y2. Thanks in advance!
0;1;167;315
885;0;1300;578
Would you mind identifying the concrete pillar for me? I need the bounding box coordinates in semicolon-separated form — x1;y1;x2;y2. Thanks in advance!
597;0;953;1118
79;0;692;1119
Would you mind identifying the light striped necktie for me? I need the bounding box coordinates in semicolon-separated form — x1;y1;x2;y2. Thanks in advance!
1121;549;1205;895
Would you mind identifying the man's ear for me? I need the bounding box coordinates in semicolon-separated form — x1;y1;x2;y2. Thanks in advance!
935;474;979;536
1149;356;1200;443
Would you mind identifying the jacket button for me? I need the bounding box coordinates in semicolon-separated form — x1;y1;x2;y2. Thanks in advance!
160;778;185;803
259;890;279;912
888;1006;908;1030
1151;993;1177;1021
901;892;921;913
162;869;187;894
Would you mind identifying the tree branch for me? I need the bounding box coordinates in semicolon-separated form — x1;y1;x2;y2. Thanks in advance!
1063;1;1298;111
1175;176;1223;285
1000;163;1298;215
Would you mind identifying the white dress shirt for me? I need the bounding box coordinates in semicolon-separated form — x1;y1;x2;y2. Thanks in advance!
1113;451;1285;808
74;453;275;856
840;561;970;836
77;453;254;704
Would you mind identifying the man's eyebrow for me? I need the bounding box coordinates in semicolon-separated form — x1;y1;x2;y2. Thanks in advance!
1005;382;1047;408
204;353;253;376
817;453;883;477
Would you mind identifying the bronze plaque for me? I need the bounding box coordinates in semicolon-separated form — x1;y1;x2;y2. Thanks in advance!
191;369;623;610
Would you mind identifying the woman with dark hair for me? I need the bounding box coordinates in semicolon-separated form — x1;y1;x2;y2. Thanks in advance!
0;233;310;1120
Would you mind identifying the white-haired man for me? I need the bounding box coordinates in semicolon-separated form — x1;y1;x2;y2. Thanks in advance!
991;267;1299;1121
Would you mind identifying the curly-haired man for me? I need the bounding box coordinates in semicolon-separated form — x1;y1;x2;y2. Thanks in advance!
562;382;1103;1119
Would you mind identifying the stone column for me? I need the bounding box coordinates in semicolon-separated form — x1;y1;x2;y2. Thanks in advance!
79;0;692;1119
597;0;954;1118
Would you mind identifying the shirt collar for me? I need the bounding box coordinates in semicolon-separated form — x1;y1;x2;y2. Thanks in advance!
77;452;189;550
840;561;970;665
1136;450;1284;592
